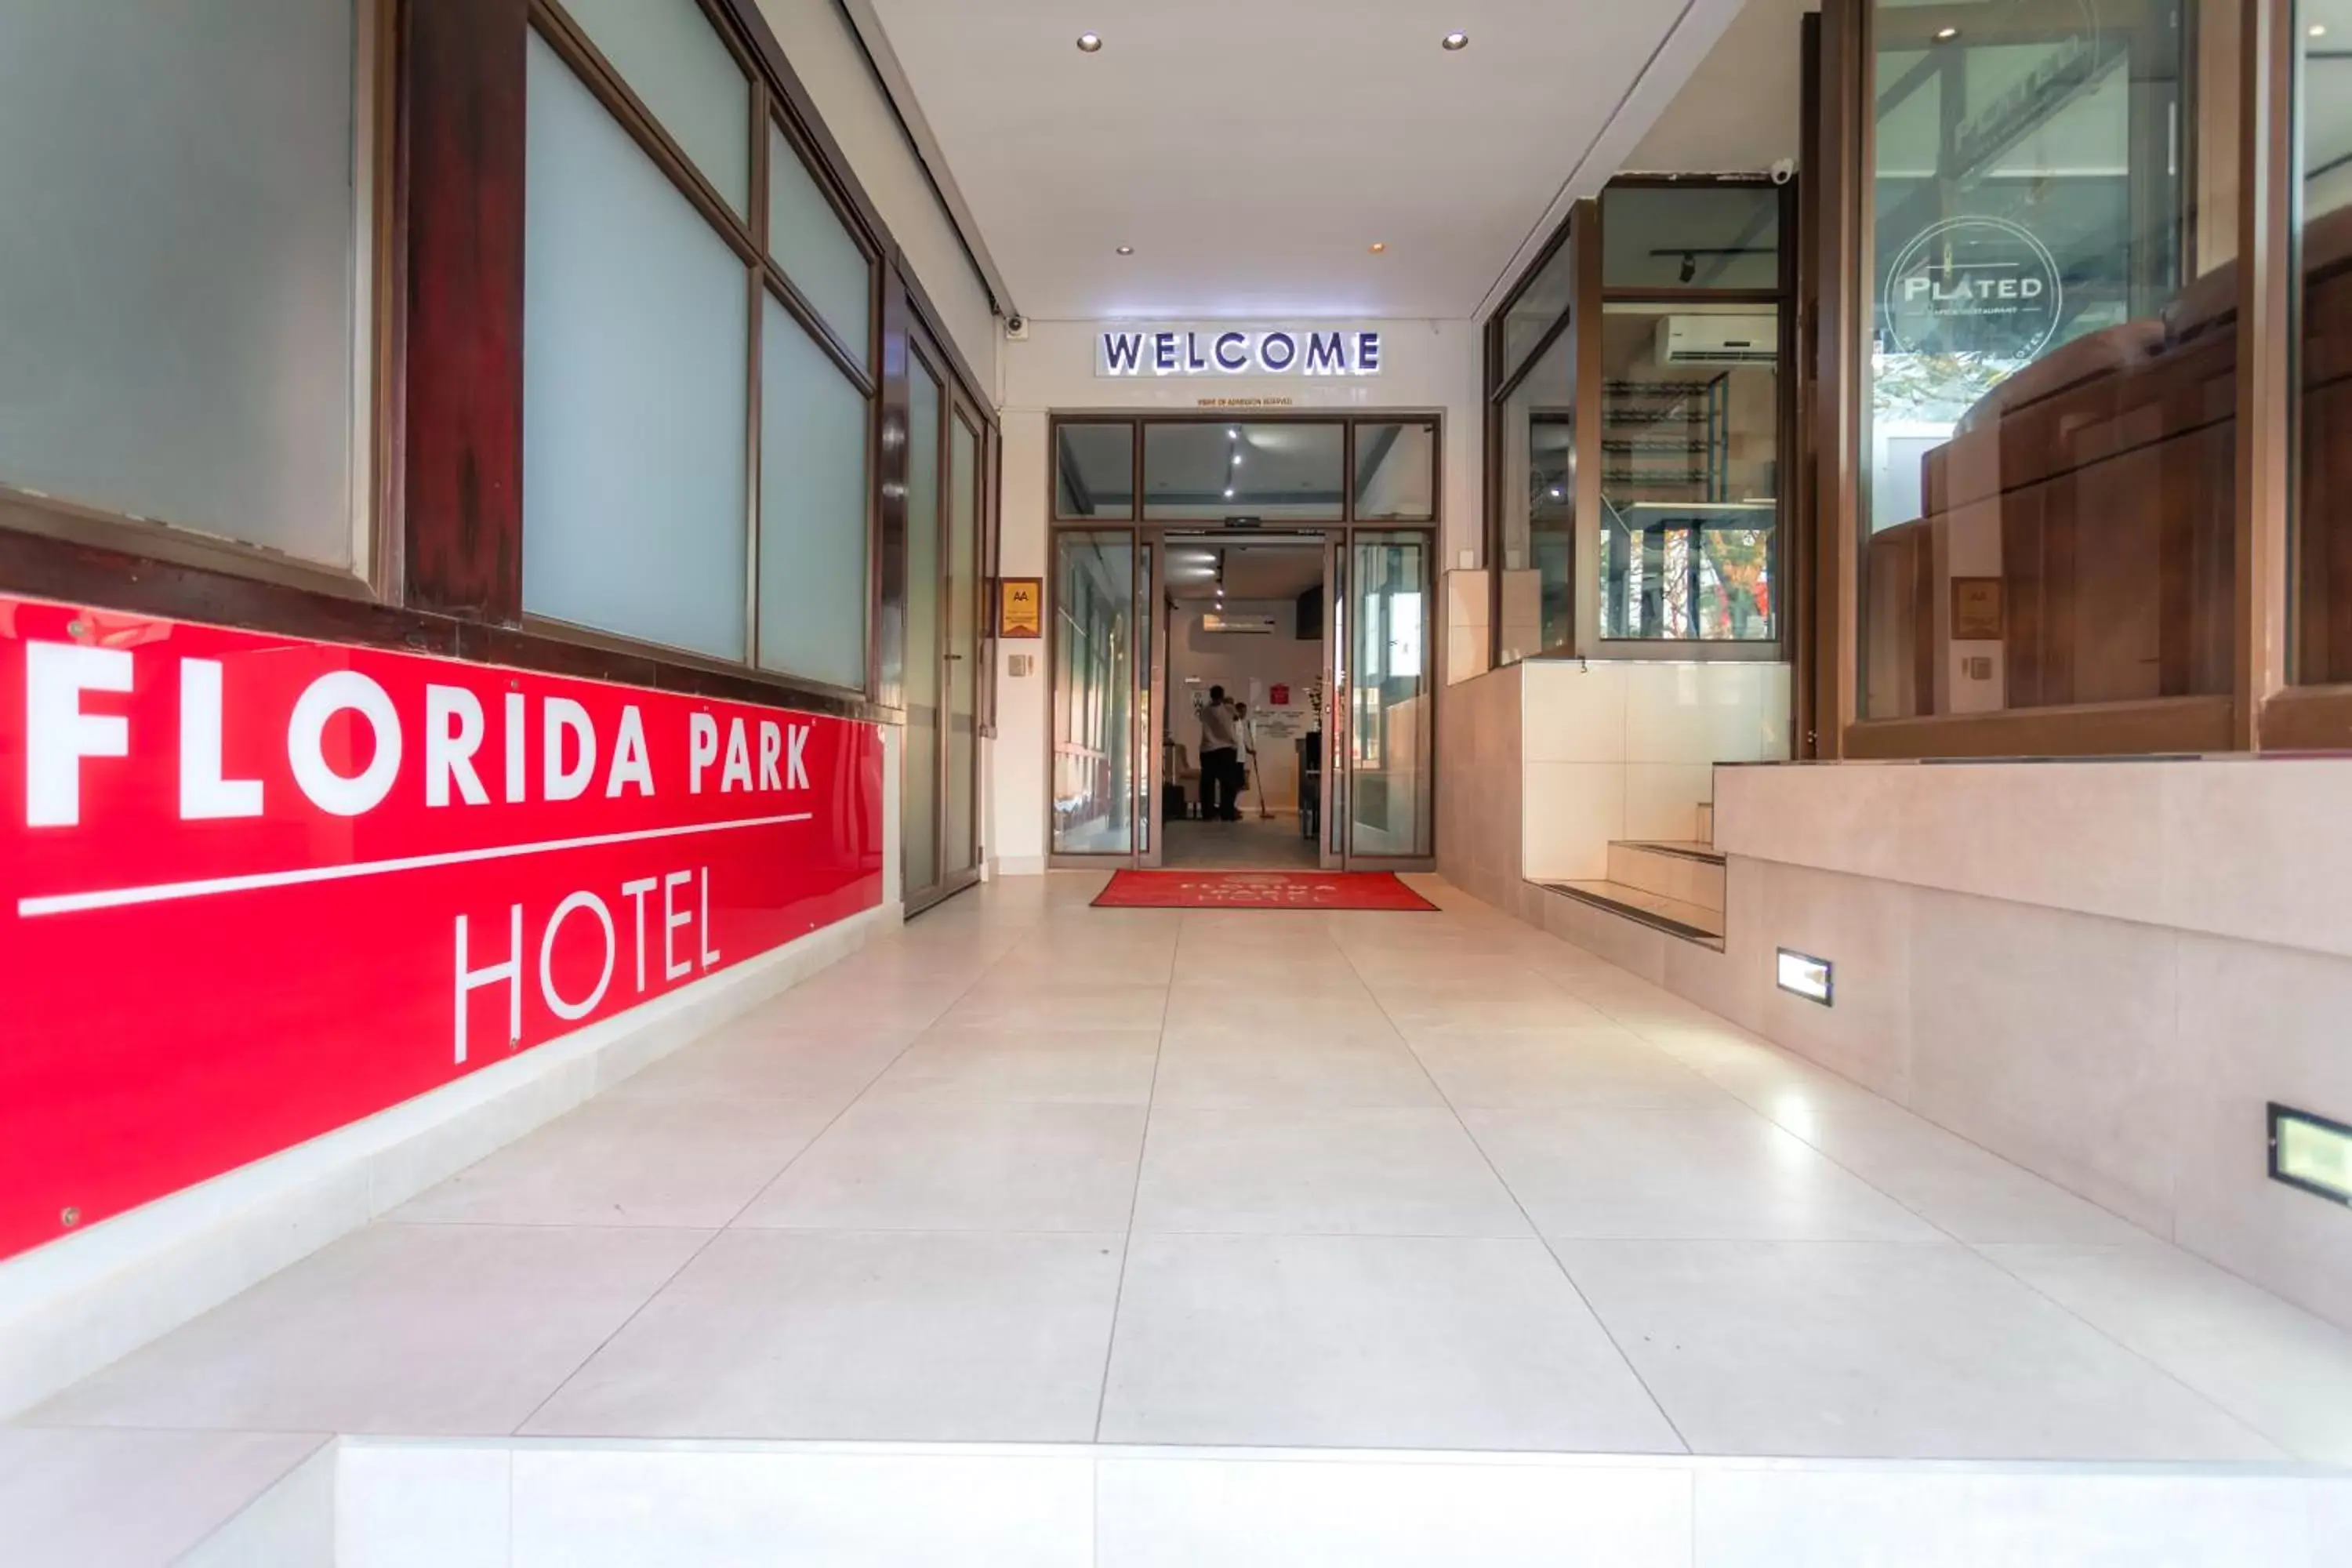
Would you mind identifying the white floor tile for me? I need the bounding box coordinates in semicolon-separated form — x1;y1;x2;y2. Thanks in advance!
862;1026;1163;1105
1465;1104;1939;1241
34;1225;706;1436
1979;1240;2352;1462
939;982;1172;1033
391;1095;837;1228
1152;1030;1442;1109
736;1101;1147;1232
0;1427;329;1568
1554;1239;2281;1460
1098;1232;1681;1450
1410;1028;1722;1109
337;1443;511;1568
1133;1107;1531;1236
523;1230;1123;1440
606;1027;916;1105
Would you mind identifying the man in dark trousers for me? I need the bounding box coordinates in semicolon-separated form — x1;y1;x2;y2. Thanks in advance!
1198;685;1242;821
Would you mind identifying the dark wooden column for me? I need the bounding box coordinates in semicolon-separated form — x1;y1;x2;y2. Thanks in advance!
395;0;529;621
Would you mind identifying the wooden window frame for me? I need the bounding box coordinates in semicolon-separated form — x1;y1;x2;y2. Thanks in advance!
1808;0;2312;760
0;0;999;731
1047;414;1446;532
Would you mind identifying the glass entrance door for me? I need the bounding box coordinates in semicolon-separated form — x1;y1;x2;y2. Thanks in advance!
903;337;986;914
1342;531;1435;862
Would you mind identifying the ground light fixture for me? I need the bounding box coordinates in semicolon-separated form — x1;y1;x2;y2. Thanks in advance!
1775;948;1834;1006
2270;1103;2352;1207
1076;31;1102;53
1442;31;1469;50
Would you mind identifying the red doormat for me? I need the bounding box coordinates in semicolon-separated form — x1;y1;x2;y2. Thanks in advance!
1091;870;1438;912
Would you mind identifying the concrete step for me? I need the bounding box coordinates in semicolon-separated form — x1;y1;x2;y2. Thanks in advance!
1542;877;1727;946
1605;840;1726;913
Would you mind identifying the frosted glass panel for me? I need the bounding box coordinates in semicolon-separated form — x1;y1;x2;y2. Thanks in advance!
758;296;868;689
945;416;979;875
903;365;943;895
0;0;358;567
768;125;871;363
524;35;748;660
561;0;750;214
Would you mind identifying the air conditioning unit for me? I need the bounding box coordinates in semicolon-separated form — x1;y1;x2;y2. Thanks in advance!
1656;314;1777;365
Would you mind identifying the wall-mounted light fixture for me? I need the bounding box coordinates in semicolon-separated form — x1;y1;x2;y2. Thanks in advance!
2270;1103;2352;1207
1775;949;1833;1007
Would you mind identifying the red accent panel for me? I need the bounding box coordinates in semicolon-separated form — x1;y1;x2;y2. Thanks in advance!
1091;871;1437;912
0;596;883;1259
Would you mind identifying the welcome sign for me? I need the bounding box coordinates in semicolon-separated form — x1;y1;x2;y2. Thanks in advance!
1097;325;1384;377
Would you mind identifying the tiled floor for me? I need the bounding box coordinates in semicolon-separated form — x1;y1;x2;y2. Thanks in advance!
18;873;2352;1472
1160;814;1319;867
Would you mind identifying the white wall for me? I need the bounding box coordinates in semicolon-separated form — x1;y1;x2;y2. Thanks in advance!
750;0;996;387
1170;600;1324;813
990;318;1482;872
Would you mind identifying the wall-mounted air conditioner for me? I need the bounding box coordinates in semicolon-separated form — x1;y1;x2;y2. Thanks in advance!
1656;315;1777;366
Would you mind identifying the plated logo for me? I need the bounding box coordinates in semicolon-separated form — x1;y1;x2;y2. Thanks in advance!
1881;216;2063;364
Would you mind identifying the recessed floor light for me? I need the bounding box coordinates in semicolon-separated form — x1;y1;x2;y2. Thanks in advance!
1116;245;1134;255
1076;31;1103;53
1442;31;1469;50
1368;241;1388;253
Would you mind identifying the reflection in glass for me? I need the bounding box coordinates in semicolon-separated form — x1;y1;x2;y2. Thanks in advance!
2298;3;2352;681
1055;422;1134;517
1861;0;2234;718
1144;423;1343;520
1052;532;1137;855
1350;534;1432;858
757;293;867;688
1501;239;1575;378
561;0;751;214
1497;329;1575;662
767;124;869;362
902;362;941;896
1354;421;1438;521
1602;185;1780;291
1598;306;1777;641
945;416;979;877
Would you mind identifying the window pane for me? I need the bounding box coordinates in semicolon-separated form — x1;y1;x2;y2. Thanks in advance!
2299;3;2352;681
1055;422;1134;517
1602;185;1780;291
1599;306;1778;641
1354;421;1437;521
757;296;867;688
1501;239;1574;379
561;0;750;214
1349;533;1432;858
1497;329;1575;663
946;416;979;875
1861;2;2233;718
523;34;748;660
768;123;869;363
903;362;942;896
1144;423;1342;521
0;0;358;567
1052;532;1136;855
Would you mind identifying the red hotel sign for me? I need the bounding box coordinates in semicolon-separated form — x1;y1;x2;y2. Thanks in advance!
0;596;883;1260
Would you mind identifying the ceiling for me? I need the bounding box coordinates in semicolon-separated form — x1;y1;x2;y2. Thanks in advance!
1165;539;1324;601
863;0;1744;321
1623;0;1813;175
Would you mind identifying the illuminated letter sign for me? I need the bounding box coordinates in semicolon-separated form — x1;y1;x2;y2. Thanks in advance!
1097;324;1385;377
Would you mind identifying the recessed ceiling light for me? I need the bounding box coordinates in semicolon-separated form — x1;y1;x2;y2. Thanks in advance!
1076;31;1103;53
1935;25;1958;40
1368;241;1388;253
1442;31;1469;50
2314;23;2330;38
1224;488;1236;498
1116;244;1133;255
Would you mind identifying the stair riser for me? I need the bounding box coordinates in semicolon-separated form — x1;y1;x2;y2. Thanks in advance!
1606;844;1726;910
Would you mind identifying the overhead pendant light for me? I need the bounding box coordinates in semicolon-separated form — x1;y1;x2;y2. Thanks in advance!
1076;31;1103;53
1442;31;1469;50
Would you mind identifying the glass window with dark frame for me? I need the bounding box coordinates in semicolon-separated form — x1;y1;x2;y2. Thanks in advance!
1495;328;1576;663
2298;0;2352;684
520;0;880;691
1054;419;1434;526
1860;0;2234;720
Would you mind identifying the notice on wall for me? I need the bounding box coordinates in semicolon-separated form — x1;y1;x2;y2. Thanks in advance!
998;577;1043;639
0;596;883;1259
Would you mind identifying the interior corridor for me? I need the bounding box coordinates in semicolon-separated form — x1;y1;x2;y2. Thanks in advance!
16;875;2351;1468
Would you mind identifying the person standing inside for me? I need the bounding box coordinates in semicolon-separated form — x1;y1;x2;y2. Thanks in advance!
1198;685;1242;822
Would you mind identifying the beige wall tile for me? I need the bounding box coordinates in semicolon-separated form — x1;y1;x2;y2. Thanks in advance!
1522;662;1628;764
1523;764;1626;880
1746;862;1915;1103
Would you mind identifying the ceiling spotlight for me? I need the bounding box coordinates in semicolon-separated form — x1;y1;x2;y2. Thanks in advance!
1368;241;1388;253
1935;25;1958;40
1227;426;1240;437
1442;31;1469;50
1224;487;1236;499
1076;31;1103;52
1116;244;1134;255
2314;23;2330;38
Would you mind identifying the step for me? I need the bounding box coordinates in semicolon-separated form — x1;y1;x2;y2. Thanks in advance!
1542;877;1727;946
1605;840;1726;912
1696;799;1715;844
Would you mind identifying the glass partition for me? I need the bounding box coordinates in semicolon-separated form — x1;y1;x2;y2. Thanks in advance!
902;361;942;897
1501;241;1576;379
1603;184;1780;291
1496;329;1576;662
1145;422;1344;520
1860;0;2234;718
2299;1;2352;683
1598;304;1778;642
946;413;980;877
1354;421;1438;521
1052;532;1139;855
1348;532;1433;858
1055;421;1134;518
